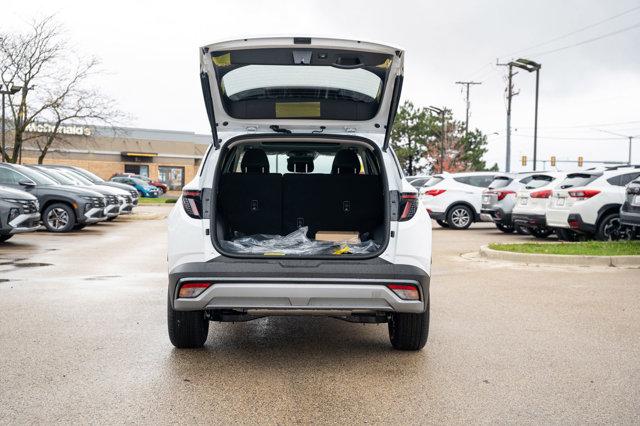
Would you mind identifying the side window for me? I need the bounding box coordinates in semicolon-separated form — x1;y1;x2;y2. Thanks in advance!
457;175;494;188
0;168;21;185
607;175;622;186
619;172;640;186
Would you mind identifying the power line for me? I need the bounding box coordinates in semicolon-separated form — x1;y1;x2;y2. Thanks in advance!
501;5;640;59
528;21;640;58
516;120;640;129
512;134;629;140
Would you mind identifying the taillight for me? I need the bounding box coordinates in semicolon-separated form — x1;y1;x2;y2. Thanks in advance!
178;282;211;298
530;189;552;199
387;284;420;300
425;189;446;196
399;193;418;221
182;189;202;219
496;190;515;200
568;189;600;199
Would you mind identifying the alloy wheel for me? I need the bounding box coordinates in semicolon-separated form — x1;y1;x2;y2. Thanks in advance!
451;208;471;228
47;208;70;230
603;217;624;241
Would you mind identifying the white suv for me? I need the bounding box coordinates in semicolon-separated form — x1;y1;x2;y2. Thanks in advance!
481;172;536;233
546;167;640;240
420;172;496;229
167;37;432;351
511;171;567;239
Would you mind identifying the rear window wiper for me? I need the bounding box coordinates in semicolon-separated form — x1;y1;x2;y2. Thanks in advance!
270;125;292;134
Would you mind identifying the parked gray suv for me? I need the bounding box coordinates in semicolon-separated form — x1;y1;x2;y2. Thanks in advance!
0;164;107;232
0;186;41;242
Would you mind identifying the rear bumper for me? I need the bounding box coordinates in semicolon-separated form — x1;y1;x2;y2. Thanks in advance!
426;210;445;221
620;204;640;227
512;213;546;227
481;208;511;224
169;257;429;315
567;213;596;234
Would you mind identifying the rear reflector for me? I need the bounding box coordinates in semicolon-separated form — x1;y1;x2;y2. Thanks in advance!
387;284;420;300
530;189;552;199
178;282;211;298
568;219;580;229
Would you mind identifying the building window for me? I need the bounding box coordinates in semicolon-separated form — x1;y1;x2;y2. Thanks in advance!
158;166;185;190
124;164;149;177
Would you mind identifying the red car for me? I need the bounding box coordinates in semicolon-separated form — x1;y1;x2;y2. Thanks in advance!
111;173;168;193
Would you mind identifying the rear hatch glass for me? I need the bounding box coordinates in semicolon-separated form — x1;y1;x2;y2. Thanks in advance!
423;176;444;188
211;48;392;121
558;173;600;189
488;176;512;189
525;175;554;189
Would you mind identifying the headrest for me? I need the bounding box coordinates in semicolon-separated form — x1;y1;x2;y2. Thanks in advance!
287;157;314;173
241;149;269;173
331;149;360;174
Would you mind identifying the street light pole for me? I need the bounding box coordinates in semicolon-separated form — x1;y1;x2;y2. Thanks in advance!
532;67;540;170
498;58;541;172
505;64;513;172
0;84;22;163
427;106;446;173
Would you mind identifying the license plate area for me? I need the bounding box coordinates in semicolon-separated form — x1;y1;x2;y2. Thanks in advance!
556;197;566;206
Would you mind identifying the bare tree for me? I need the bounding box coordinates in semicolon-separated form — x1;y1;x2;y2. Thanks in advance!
0;16;124;163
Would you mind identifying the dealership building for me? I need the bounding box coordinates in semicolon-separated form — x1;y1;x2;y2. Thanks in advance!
18;124;211;191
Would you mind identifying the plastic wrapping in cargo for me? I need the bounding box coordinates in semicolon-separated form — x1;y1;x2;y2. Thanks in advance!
220;226;379;255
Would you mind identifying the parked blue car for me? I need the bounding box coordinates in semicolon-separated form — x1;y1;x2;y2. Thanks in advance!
110;176;160;198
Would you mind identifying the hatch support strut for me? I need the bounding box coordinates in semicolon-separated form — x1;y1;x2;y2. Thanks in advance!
200;71;220;149
382;75;404;152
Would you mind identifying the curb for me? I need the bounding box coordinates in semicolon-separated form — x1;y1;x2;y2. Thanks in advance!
479;245;640;267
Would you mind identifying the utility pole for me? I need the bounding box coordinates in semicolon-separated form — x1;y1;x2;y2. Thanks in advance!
496;61;516;172
595;129;639;164
455;81;481;134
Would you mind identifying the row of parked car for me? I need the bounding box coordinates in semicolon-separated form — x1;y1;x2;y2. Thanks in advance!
0;164;142;242
409;165;640;241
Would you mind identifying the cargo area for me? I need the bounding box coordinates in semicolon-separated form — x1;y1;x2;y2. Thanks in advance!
212;138;388;257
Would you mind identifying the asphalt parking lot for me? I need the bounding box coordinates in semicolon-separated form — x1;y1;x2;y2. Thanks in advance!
1;205;639;424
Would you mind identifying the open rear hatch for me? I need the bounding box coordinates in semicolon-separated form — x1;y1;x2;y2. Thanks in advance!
199;37;404;148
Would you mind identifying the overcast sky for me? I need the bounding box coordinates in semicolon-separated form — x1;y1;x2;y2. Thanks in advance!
3;0;640;171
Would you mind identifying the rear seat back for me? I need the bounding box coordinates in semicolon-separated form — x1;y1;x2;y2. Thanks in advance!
218;148;282;235
282;174;383;235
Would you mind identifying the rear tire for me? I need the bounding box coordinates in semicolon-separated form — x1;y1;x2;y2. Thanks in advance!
167;298;209;348
42;203;76;233
515;225;530;235
0;234;13;242
435;219;449;228
388;300;430;351
495;223;514;233
596;213;626;241
530;227;553;239
446;205;473;230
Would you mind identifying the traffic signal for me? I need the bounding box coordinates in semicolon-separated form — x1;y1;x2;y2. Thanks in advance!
578;156;584;167
521;155;527;166
550;156;556;167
